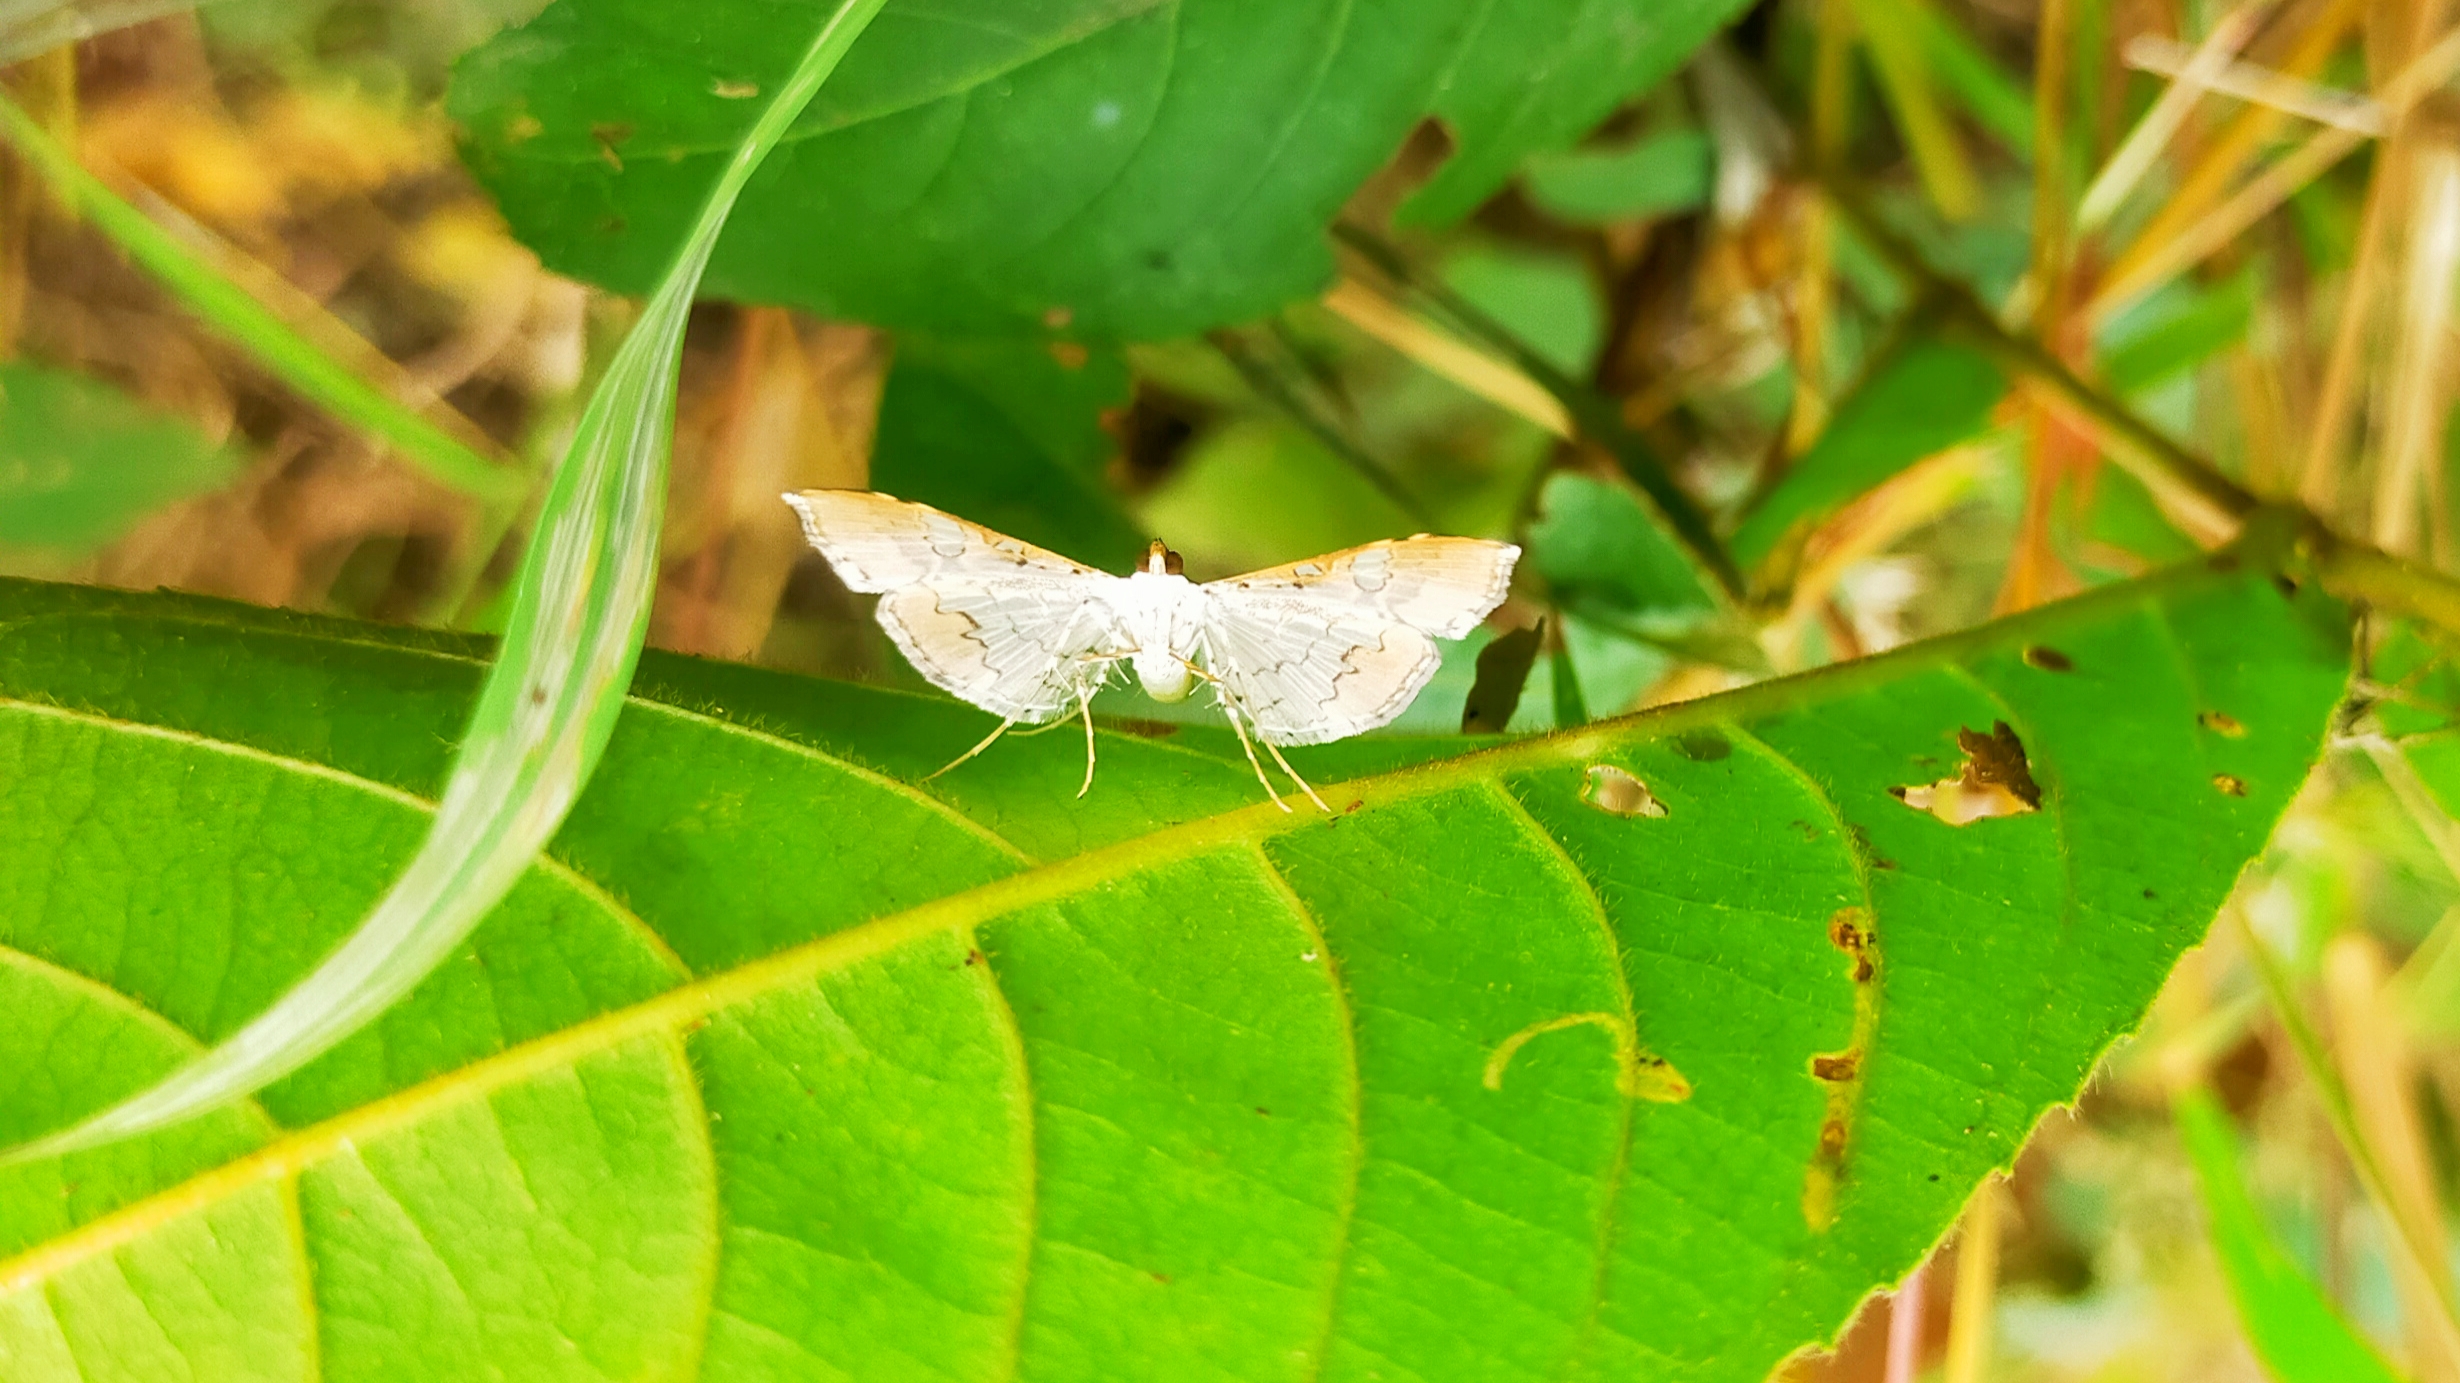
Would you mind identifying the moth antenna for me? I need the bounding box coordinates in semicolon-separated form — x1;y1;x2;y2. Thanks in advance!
925;716;1019;782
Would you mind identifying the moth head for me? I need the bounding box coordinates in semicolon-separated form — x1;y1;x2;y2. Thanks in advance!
1142;540;1185;577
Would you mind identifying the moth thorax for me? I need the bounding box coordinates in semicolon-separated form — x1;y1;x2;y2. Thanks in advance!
1132;647;1195;703
1142;541;1185;576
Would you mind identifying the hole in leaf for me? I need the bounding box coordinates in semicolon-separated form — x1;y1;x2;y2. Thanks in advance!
2199;711;2246;737
2213;773;2247;796
1890;721;2042;826
2022;645;2073;672
1582;765;1668;817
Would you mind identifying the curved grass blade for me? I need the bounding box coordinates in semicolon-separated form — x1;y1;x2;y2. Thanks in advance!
2175;1085;2412;1383
0;91;523;506
0;0;890;1163
0;0;212;69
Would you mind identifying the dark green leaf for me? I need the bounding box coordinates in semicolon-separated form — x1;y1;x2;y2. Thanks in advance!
449;0;1752;341
0;362;244;551
872;337;1143;570
0;546;2347;1379
1731;335;2006;577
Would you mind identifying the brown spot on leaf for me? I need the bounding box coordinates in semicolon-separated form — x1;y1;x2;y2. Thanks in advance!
1048;341;1089;370
2199;711;2247;737
2213;773;2247;796
1893;721;2041;825
1812;1052;1861;1082
1043;306;1075;330
1582;765;1668;818
2022;645;2073;672
591;121;633;172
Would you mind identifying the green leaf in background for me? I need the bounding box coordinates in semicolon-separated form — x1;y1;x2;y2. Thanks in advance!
871;337;1144;571
1531;471;1719;622
1732;333;2008;577
0;536;2347;1379
1522;129;1715;225
1442;242;1607;379
2099;268;2258;396
2175;1085;2412;1383
449;0;1753;341
0;362;243;550
1528;470;1751;676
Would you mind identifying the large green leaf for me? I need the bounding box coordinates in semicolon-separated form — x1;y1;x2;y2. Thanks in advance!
448;0;1750;341
0;544;2346;1379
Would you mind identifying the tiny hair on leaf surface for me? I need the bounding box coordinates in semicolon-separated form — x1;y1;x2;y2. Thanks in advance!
0;534;2346;1379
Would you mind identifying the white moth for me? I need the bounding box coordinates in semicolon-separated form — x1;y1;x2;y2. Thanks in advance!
783;489;1520;811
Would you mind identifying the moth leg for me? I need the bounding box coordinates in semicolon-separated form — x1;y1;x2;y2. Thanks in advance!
1074;681;1100;799
1177;656;1327;813
924;715;1019;782
1218;697;1292;814
1255;730;1331;814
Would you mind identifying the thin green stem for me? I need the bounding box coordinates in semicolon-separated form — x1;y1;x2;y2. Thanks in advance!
0;92;527;506
1208;329;1435;527
1331;222;1745;600
1811;169;2460;637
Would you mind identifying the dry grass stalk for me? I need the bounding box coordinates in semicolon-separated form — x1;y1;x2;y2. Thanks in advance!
2079;5;2272;236
2371;122;2460;558
2099;0;2367;296
653;309;882;660
2089;21;2460;320
2122;34;2385;133
1941;1177;2005;1383
1321;277;1572;436
2300;138;2405;515
2324;932;2460;1383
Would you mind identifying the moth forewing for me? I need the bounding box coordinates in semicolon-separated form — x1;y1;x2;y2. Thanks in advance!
782;488;1094;591
1209;535;1521;639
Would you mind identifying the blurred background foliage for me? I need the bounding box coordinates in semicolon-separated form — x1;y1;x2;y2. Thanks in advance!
3;0;2460;1378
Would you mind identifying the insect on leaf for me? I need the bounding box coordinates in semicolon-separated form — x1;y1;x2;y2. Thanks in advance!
0;527;2349;1380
